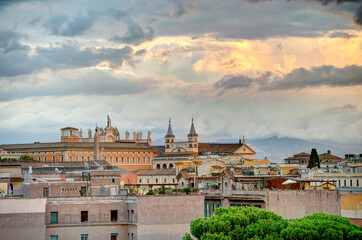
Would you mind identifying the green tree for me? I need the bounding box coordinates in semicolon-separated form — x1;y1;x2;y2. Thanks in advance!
185;207;362;240
308;148;320;169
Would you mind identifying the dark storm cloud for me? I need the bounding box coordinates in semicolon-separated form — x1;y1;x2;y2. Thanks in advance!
0;70;159;101
354;4;362;24
329;31;358;38
44;12;96;37
110;18;154;46
0;42;134;76
214;65;362;91
214;73;271;89
0;30;29;53
246;0;362;25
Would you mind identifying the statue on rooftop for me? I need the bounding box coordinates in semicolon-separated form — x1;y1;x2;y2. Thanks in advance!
88;129;92;138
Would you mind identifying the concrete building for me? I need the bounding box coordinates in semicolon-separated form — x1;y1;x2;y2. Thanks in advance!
0;195;205;240
133;168;177;186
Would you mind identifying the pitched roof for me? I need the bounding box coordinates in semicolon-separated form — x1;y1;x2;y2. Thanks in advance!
198;143;242;154
319;152;342;160
132;168;176;176
152;145;165;154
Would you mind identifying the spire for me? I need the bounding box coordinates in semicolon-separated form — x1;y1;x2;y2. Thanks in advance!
106;115;111;128
166;118;174;136
189;117;197;135
242;135;245;144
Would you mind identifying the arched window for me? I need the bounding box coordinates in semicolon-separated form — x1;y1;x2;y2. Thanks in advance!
156;164;161;169
162;163;167;169
169;163;174;169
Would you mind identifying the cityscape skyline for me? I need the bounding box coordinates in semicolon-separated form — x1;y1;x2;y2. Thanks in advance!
0;0;361;146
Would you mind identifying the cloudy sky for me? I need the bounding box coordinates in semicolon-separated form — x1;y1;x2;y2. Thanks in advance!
0;0;361;146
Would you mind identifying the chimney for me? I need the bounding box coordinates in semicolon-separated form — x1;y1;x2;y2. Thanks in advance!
239;139;242;144
327;150;331;154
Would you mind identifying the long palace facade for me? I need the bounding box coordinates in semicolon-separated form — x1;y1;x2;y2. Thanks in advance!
1;116;156;171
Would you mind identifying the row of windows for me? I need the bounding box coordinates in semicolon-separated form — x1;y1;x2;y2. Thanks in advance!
43;187;87;197
50;233;119;240
338;179;359;187
34;154;152;164
50;209;135;224
50;210;119;224
156;163;174;169
138;178;176;184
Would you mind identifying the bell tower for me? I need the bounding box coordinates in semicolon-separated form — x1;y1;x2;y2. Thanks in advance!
187;118;198;152
165;119;175;153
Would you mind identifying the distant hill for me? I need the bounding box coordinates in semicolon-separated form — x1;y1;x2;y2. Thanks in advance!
152;136;361;162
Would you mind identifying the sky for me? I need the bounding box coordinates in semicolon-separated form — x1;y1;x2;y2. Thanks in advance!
0;0;361;146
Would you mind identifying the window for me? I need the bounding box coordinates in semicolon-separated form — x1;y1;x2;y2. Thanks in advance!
52;155;55;162
44;155;47;162
61;155;64;162
357;179;359;187
338;180;341;187
205;203;210;217
43;188;49;197
148;157;151;163
81;211;88;222
138;157;140;163
344;180;347;186
127;157;130;163
50;236;58;240
50;212;58;224
111;233;118;240
131;233;134;240
116;157;118;163
81;187;87;196
121;157;124;163
81;234;88;240
172;178;175;183
139;179;142;184
254;204;261;208
132;157;135;163
156;178;158;183
350;179;353;187
111;210;118;222
164;178;167;183
143;157;145;163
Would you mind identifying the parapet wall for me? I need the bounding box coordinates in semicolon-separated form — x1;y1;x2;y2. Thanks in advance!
137;195;205;240
0;198;47;240
264;190;341;219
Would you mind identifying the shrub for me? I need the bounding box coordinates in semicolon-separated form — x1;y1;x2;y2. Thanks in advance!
185;207;361;240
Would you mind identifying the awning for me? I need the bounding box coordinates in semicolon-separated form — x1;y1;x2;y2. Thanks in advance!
282;179;297;185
